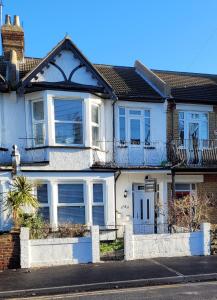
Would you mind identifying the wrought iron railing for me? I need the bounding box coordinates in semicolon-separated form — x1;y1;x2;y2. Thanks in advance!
168;139;217;166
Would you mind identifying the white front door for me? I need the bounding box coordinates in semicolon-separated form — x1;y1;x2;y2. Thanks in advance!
133;184;155;234
128;116;143;165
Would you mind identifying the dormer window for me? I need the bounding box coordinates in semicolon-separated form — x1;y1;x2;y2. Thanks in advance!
54;99;83;145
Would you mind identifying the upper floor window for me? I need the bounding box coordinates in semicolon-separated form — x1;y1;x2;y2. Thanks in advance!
32;100;45;146
91;104;100;147
178;111;208;146
54;99;83;145
118;107;150;145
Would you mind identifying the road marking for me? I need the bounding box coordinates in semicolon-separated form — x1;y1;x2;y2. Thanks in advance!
9;281;217;299
150;259;184;276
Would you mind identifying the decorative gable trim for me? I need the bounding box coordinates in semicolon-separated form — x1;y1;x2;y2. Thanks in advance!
18;37;116;98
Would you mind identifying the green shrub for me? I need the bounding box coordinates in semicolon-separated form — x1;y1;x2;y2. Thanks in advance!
100;239;124;254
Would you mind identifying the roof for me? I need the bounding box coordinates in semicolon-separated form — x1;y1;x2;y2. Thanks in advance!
154;69;217;102
1;52;217;103
94;64;161;99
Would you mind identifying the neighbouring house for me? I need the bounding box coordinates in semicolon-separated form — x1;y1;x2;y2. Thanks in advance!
0;13;217;237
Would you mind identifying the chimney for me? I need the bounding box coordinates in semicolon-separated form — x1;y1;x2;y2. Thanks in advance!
1;15;24;61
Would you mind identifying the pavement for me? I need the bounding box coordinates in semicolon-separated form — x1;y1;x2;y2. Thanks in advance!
1;256;217;299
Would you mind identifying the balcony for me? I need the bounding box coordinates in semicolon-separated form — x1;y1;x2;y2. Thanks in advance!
92;141;167;168
168;139;217;167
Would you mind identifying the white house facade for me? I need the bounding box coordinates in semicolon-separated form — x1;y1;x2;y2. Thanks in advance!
1;14;217;236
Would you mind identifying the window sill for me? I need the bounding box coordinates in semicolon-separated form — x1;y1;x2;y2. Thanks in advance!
144;146;156;150
25;145;92;151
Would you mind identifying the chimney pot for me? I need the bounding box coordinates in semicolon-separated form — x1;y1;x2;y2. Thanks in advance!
5;15;11;25
13;15;21;27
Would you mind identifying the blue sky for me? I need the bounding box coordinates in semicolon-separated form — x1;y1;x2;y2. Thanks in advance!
3;0;217;74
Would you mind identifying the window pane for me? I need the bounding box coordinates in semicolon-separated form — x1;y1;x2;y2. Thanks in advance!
38;207;49;223
92;126;99;147
130;110;141;115
55;123;83;144
58;184;84;203
145;117;150;145
175;183;191;191
119;116;126;142
93;206;104;226
93;184;103;203
54;100;82;122
92;105;99;124
58;206;85;224
119;107;125;116
130;119;140;144
33;101;44;121
34;123;44;145
37;184;48;204
179;112;184;120
144;110;150;118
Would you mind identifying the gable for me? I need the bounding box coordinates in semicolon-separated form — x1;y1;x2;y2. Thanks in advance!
31;50;100;86
20;37;114;97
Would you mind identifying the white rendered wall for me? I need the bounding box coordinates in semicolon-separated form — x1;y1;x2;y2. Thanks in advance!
20;226;100;268
125;223;211;260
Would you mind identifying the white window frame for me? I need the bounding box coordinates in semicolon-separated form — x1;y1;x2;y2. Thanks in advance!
118;106;151;145
92;181;105;226
31;99;46;147
175;183;196;199
91;103;101;149
53;98;84;146
178;111;209;146
57;182;86;224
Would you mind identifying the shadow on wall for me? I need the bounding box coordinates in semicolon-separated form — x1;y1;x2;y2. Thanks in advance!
73;241;92;264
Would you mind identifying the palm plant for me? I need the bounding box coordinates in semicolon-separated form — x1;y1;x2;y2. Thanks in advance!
5;176;39;229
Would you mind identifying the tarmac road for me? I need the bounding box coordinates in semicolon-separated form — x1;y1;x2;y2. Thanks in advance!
10;281;217;300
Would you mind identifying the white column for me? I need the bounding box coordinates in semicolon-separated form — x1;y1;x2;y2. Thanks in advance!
49;182;58;229
124;224;134;260
20;227;31;268
91;225;100;263
201;223;211;256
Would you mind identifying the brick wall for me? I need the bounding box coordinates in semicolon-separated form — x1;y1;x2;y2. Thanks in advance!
197;175;217;224
0;232;20;270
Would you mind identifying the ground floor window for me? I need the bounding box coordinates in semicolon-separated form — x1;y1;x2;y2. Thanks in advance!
57;183;85;224
175;183;196;200
35;181;106;227
37;184;50;222
92;183;105;226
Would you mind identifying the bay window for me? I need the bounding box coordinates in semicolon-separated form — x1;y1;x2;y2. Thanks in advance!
54;99;83;145
57;183;85;224
91;104;100;147
92;183;105;226
32;100;45;146
37;184;50;222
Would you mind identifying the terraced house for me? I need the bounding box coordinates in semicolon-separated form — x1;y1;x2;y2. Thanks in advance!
0;14;217;235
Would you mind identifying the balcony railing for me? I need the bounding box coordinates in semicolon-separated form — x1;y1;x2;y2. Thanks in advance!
92;141;167;168
168;139;217;167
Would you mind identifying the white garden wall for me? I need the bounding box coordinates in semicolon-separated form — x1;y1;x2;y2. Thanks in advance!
20;226;100;268
124;223;210;260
